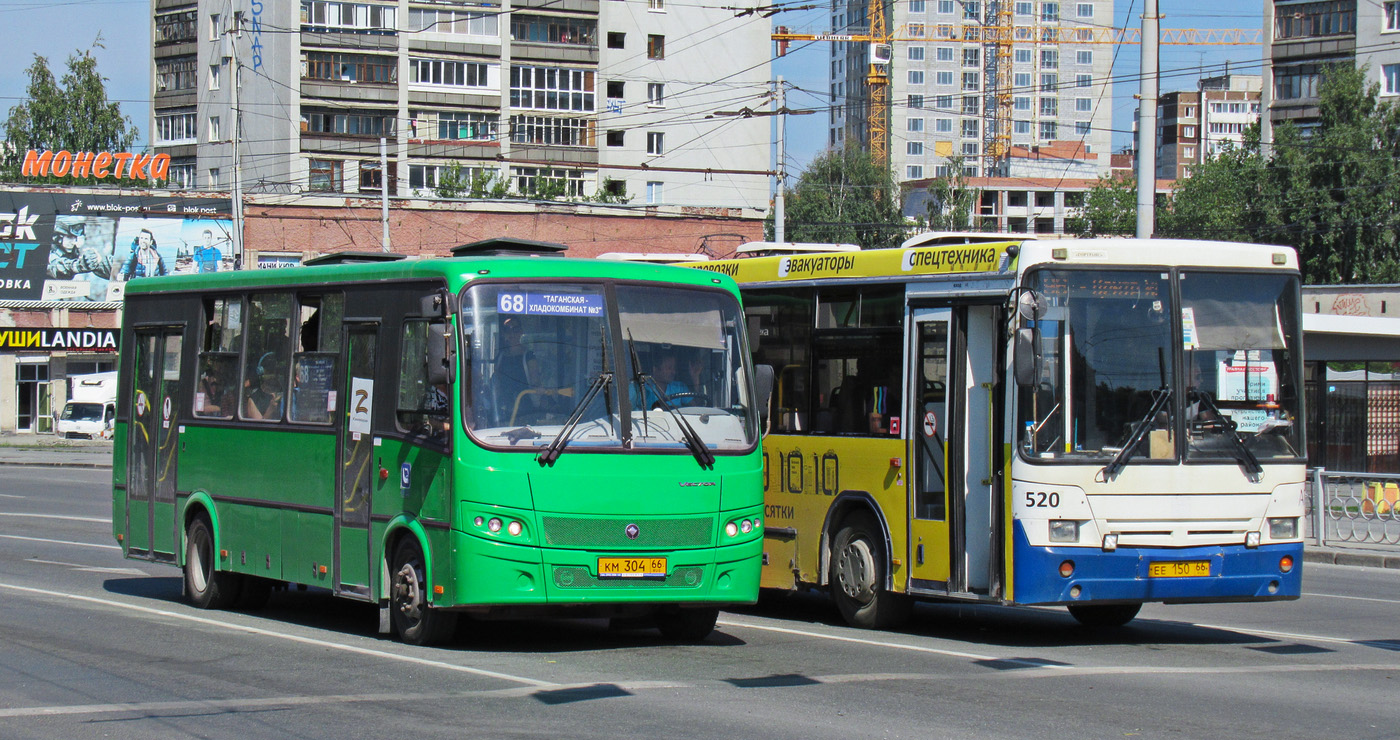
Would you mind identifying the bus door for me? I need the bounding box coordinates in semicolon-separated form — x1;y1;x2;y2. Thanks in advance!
909;306;1000;596
125;327;183;562
334;323;377;598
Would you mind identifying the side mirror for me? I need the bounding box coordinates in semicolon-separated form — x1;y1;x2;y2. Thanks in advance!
1016;290;1047;322
420;290;457;319
426;322;455;386
754;364;775;430
1014;328;1040;387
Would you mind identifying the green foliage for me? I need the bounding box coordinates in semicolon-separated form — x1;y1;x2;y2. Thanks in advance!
2;50;136;182
922;155;982;231
1066;172;1136;237
583;177;631;204
769;146;906;249
1158;126;1268;242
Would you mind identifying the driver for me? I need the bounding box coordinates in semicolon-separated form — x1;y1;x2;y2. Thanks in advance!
635;351;690;408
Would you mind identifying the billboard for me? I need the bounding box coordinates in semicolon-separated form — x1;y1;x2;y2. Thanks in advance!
0;191;232;302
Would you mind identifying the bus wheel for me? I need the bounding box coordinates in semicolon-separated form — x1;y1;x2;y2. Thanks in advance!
184;516;241;609
389;538;457;645
655;607;719;642
830;512;911;629
1067;603;1141;628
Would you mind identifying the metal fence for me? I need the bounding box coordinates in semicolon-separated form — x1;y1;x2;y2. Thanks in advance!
1308;469;1400;548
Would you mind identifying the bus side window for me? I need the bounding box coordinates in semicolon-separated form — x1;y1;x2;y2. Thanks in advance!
397;319;451;442
241;292;293;422
195;297;242;419
289;294;342;424
745;287;813;434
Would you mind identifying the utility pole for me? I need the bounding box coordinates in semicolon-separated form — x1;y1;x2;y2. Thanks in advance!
1135;0;1159;239
228;12;245;268
380;137;390;252
775;78;786;244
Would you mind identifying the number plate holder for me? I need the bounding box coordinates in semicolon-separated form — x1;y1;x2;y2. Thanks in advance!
598;556;668;579
1147;560;1211;578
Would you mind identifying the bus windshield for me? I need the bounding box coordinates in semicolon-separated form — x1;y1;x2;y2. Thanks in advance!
1018;268;1303;464
462;282;757;452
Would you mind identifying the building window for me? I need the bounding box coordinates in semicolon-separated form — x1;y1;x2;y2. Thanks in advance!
167;162;196;189
647;82;665;107
649;0;665;10
409;58;495;89
409;110;499;141
963;48;980;68
935;118;952;132
208;63;221;91
647;34;665;59
309;160;344;191
510;66;595;112
1014;72;1031;88
359;160;392;194
155;111;198;145
608;31;625;48
1015;1;1032;14
156;9;197;45
606;130;624;146
909;94;925;109
907;165;924;178
510;14;596;46
908;46;924;61
303;109;395;137
1014;96;1031;111
1076;97;1093;112
1077;50;1093;65
512;167;586;197
1039;121;1058;139
963;1;979;20
647;131;664;155
937;46;955;61
908;117;924;132
1385;64;1400;95
911;70;927;85
962;141;979;155
1041;73;1058;92
1275;63;1322;101
302;1;399;34
208;115;221;142
406;6;496;37
1040;98;1057;116
1077;74;1092;88
934;71;952;85
156;56;198;93
1182;146;1195;159
1182;125;1197;138
1041;50;1058;69
304;51;398;84
209;12;220;41
938;0;954;12
907;23;925;37
907;141;924;155
1015;48;1032;64
961;96;977;114
962;72;980;91
1077;2;1093;18
1275;2;1356;39
1042;2;1059;22
909;0;926;12
510;115;594;147
936;95;953;110
208;167;220;187
1388;2;1400;31
646;181;663;204
1075;120;1091;135
961;119;979;138
1014;120;1031;134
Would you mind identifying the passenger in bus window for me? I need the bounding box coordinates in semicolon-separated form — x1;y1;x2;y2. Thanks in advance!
198;363;235;416
683;351;710;403
245;353;286;420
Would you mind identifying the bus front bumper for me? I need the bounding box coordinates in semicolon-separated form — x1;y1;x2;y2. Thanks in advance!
440;528;762;609
1011;522;1303;606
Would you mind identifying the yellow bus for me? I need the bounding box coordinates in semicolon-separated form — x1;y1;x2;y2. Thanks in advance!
689;237;1305;628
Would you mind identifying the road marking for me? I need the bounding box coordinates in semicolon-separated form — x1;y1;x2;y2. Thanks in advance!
26;558;147;575
1188;622;1364;647
0;513;108;523
0;534;120;550
0;582;556;688
1303;591;1400;605
717;615;1063;667
0;494;23;499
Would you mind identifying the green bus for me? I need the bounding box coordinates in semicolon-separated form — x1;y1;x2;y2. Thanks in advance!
112;242;764;644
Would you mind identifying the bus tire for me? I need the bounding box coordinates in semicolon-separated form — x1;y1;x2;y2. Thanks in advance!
830;512;911;629
184;516;241;610
1067;603;1141;628
390;538;456;645
655;606;719;642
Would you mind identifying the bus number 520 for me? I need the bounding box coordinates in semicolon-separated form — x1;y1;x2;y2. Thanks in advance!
1025;491;1060;508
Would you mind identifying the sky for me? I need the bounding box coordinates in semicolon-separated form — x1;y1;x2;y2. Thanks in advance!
0;0;1265;176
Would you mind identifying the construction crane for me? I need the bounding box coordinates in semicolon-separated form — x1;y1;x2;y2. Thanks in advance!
774;13;1261;175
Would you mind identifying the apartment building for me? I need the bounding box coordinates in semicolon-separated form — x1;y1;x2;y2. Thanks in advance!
1263;0;1400;140
829;0;1114;186
151;0;772;209
1156;73;1261;181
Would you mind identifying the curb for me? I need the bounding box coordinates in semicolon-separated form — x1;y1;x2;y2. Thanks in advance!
0;460;111;469
1303;548;1400;570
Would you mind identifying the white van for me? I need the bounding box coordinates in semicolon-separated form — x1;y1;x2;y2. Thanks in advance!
57;372;117;439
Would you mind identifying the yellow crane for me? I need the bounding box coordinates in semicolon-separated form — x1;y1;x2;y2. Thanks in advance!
774;16;1260;174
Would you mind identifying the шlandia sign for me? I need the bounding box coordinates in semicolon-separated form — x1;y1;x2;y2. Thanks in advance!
22;150;171;182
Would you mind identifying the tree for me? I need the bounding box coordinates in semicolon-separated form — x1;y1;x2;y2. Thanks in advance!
922;155;981;231
770;146;906;250
1065;172;1136;237
3;49;136;182
1157;127;1268;242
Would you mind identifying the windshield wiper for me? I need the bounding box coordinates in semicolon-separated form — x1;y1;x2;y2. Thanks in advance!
1100;388;1171;482
1190;389;1264;482
537;370;613;466
624;332;714;468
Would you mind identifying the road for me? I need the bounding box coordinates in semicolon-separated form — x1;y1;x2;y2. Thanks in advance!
2;466;1398;739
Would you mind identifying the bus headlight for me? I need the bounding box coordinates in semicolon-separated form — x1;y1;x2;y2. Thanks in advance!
726;521;739;537
1268;517;1298;540
488;517;503;533
1049;520;1080;543
507;520;524;537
